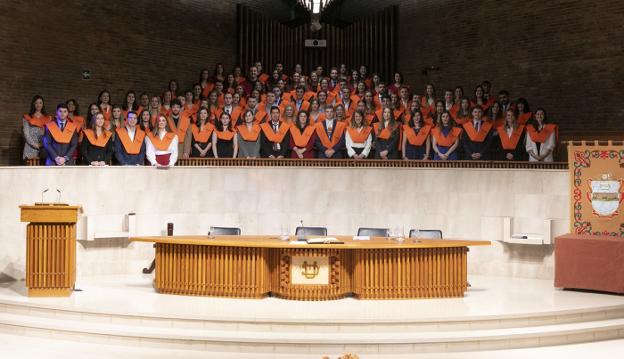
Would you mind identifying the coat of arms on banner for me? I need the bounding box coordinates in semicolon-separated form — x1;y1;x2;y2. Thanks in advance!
587;174;623;217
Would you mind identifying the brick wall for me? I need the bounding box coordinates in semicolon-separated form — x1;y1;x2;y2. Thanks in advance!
338;0;624;137
0;0;291;165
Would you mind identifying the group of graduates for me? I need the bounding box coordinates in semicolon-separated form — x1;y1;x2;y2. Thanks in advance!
21;61;558;166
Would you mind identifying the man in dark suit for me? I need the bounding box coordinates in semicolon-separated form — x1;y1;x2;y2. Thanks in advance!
315;106;346;158
461;107;494;160
259;106;290;158
42;103;78;166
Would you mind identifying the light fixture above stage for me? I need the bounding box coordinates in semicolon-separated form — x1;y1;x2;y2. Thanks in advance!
299;0;336;15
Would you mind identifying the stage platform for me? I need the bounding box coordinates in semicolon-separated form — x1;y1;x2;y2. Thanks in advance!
1;274;623;357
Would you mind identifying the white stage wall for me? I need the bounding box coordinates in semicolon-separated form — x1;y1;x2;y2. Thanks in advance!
0;166;569;280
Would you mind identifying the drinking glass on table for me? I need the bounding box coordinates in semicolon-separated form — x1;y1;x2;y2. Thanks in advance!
280;224;290;241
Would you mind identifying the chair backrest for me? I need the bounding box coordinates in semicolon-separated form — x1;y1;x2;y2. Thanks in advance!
409;229;443;239
295;226;328;236
209;226;241;235
357;227;389;237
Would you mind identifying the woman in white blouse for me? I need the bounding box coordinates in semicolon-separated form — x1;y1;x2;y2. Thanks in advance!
145;115;178;167
525;108;556;162
345;110;372;159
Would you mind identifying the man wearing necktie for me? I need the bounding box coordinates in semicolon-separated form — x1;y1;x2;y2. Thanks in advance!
259;107;290;158
315;106;346;158
461;107;494;160
42;103;78;166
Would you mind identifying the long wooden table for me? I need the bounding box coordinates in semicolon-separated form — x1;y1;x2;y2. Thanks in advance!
130;235;490;300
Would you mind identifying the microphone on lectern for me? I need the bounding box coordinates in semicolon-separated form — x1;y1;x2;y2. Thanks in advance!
41;188;49;203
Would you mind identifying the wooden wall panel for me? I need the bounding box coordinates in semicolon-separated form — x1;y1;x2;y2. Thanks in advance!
237;5;397;81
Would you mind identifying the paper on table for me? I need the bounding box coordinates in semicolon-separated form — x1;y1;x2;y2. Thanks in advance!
352;236;370;241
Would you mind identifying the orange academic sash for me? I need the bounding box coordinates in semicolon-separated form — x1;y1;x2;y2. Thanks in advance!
517;112;533;125
260;122;291;143
403;124;432;146
289;125;316;147
347;126;372;143
315;121;346;150
373;122;395;140
191;123;215;143
431;127;463;147
167;115;191;143
236;124;261;141
47;121;76;144
526;124;556;143
24;114;51;128
70;115;86;131
116;127;146;154
215;129;236;141
462;121;493;142
497;125;525;150
147;132;176;151
83;129;112;147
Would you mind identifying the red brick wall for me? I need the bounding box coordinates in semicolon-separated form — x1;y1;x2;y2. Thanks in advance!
338;0;624;138
0;0;291;165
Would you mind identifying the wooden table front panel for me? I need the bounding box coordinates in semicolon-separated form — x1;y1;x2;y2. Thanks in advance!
271;248;352;301
26;223;76;297
352;247;468;299
155;243;271;298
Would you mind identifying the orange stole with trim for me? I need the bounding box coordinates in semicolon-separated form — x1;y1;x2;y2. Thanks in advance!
260;122;291;143
47;121;76;144
147;132;176;151
236;124;261;141
403;125;432;146
526;124;557;143
191;123;215;143
373;122;396;140
496;125;525;150
315;121;346;149
431;127;462;147
83;129;112;147
167;115;190;143
24;114;51;128
116;128;146;154
347;126;372;143
289;125;316;147
462;121;493;142
215;129;236;141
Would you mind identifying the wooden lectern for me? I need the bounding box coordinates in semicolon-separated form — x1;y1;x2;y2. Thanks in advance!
19;203;81;297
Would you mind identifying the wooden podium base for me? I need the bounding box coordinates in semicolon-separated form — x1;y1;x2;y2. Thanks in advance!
28;288;73;297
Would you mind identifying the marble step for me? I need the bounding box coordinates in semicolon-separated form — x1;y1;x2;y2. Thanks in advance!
1;310;624;354
2;300;624;332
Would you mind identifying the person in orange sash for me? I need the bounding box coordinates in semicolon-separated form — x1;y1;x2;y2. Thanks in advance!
167;99;192;159
495;110;527;161
97;90;112;122
515;98;532;125
161;90;173;116
114;111;146;166
421;83;436;115
402;110;431;160
146;115;178;167
66;99;85;133
431;112;462;160
486;101;504;128
81;113;113;166
42;103;78;166
339;86;358;118
241;97;267;125
291;86;310;114
22;95;51;161
281;104;296;125
453;97;472;125
387;72;404;95
109;105;124;132
289;111;316;159
86;103;100;128
212;112;238;158
430;100;445;127
190;108;214;158
236;110;261;158
461;107;494;160
148;96;162;126
373;107;400;159
122;90;141;118
139;92;150;112
398;86;411;112
525;108;556;162
221;92;242;124
345;110;373;159
260;107;291;158
139;110;153;135
308;99;326;124
472;85;491;112
315;106;346;158
335;104;348;124
497;90;515;113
